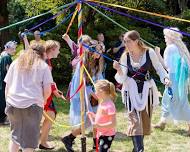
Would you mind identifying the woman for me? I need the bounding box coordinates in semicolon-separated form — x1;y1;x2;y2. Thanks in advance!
4;43;53;152
113;30;170;152
154;27;190;135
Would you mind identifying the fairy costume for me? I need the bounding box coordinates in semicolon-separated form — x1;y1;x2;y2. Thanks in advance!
161;44;190;122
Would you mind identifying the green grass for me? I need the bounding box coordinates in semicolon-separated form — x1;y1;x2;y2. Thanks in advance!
1;94;190;152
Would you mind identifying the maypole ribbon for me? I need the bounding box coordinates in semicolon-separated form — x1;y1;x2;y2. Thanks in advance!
22;11;75;38
43;111;83;128
87;0;190;23
66;5;79;34
88;2;190;38
82;43;163;84
83;65;95;87
25;3;76;34
41;11;75;35
85;2;155;48
0;1;77;32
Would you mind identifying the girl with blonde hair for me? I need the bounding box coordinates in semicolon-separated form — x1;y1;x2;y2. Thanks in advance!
154;27;190;135
39;40;65;150
88;79;117;152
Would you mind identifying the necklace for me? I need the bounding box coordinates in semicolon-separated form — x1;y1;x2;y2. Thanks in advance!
130;52;143;63
129;52;144;71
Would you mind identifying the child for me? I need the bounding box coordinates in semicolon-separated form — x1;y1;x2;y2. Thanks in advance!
88;80;117;152
39;40;65;150
87;40;105;150
61;34;99;152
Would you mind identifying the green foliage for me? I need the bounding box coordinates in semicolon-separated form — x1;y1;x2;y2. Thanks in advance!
6;0;190;86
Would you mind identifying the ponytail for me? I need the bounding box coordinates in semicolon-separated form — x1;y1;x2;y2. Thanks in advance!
95;80;117;102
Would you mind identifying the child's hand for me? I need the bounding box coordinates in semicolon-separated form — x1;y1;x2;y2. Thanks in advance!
155;46;161;55
164;77;171;86
62;33;70;41
113;60;122;72
87;111;95;118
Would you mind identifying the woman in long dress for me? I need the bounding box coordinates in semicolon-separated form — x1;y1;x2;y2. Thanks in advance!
154;27;190;135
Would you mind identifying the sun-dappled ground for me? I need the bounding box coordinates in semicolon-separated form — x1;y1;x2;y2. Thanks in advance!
1;94;190;152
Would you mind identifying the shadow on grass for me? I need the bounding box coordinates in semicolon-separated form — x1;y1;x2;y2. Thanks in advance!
37;147;67;152
167;129;190;137
48;135;63;141
86;131;130;142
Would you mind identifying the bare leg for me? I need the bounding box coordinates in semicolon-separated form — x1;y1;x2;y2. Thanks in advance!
40;111;55;148
9;140;19;152
72;128;81;137
187;123;190;136
153;117;167;130
22;148;34;152
92;128;97;149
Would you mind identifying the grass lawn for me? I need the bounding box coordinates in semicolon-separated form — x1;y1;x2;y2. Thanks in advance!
1;93;190;152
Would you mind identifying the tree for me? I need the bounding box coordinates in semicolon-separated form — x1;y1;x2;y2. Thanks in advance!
0;0;9;51
178;0;189;12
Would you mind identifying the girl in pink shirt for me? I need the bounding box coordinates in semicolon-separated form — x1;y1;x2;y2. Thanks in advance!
88;80;117;152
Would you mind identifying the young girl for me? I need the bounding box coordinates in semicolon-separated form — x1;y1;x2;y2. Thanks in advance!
86;40;105;150
39;40;65;150
88;80;117;152
61;34;96;152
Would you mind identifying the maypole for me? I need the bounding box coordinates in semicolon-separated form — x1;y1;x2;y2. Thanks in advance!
78;1;86;152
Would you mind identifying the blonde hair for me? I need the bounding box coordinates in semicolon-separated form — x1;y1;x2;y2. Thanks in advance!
17;43;45;71
94;80;117;101
124;30;149;51
164;27;190;69
45;40;60;54
81;35;92;44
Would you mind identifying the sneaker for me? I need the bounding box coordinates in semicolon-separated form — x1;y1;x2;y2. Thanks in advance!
61;136;74;152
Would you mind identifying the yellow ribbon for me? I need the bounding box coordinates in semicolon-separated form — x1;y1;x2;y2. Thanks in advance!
83;64;96;87
88;0;190;23
43;111;84;128
66;5;79;34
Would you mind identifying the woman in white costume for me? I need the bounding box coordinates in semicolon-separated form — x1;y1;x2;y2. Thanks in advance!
113;30;170;152
154;27;190;135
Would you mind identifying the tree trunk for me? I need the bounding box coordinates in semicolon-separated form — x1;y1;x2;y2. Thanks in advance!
0;0;9;52
178;0;188;12
167;0;181;15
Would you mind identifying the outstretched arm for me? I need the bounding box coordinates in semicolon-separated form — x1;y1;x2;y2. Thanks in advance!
155;47;167;70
